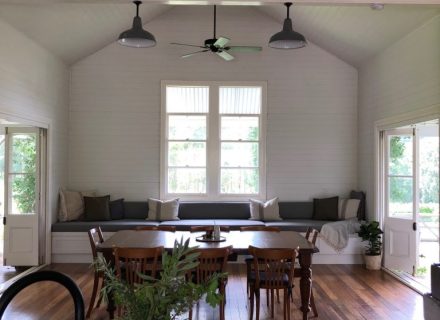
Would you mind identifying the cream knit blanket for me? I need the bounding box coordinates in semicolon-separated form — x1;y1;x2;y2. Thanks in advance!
319;218;361;252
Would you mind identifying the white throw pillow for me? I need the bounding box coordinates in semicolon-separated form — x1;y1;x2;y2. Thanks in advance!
338;199;360;220
147;198;180;221
58;189;96;222
249;198;281;221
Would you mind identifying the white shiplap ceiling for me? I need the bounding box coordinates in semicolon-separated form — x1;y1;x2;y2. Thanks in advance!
0;2;438;66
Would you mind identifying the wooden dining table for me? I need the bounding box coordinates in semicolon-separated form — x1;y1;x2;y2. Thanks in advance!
97;230;318;320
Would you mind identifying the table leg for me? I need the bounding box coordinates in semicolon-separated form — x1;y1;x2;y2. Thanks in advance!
102;250;116;319
299;252;312;320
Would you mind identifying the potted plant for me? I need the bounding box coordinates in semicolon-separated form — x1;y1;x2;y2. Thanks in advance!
357;221;383;270
95;238;225;320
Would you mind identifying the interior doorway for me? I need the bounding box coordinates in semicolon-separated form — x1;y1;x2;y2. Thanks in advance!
0;121;46;288
381;119;439;292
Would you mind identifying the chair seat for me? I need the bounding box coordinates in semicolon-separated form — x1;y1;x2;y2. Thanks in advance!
248;271;290;286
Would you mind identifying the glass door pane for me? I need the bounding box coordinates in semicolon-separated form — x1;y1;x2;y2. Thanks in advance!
8;133;37;215
387;134;414;219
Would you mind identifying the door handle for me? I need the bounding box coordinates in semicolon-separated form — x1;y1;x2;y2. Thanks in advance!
2;217;5;225
413;222;417;231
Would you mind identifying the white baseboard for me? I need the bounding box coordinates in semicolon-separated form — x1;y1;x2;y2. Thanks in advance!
51;232;365;264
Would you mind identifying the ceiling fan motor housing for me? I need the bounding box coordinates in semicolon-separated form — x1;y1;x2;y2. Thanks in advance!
204;38;220;51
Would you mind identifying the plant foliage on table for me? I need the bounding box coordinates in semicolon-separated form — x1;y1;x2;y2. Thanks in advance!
95;238;226;320
357;221;383;256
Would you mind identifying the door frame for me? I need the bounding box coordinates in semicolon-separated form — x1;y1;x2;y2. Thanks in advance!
374;104;440;269
0;111;51;265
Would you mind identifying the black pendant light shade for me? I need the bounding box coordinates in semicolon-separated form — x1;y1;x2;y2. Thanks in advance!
118;1;156;48
269;2;306;49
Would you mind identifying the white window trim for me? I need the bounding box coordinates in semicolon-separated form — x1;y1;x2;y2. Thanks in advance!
160;80;267;201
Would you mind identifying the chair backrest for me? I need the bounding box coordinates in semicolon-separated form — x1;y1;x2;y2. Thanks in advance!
240;226;280;232
305;228;319;245
248;245;298;290
0;270;85;320
193;246;232;284
88;227;104;259
190;225;230;233
113;247;163;285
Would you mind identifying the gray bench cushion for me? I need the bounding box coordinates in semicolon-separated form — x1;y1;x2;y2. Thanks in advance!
160;219;264;231
279;202;313;219
51;220;159;232
178;202;250;219
265;219;329;232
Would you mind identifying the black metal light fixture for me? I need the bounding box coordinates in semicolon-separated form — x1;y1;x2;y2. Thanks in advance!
118;1;156;48
269;2;306;49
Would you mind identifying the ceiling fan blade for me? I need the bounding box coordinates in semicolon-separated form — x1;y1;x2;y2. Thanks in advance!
227;46;262;52
181;50;209;59
216;50;234;61
214;37;230;48
171;42;206;49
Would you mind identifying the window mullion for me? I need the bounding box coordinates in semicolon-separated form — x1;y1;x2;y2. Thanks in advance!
207;85;220;198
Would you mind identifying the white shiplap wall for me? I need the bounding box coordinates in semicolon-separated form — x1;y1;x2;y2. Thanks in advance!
69;6;358;201
358;15;440;219
0;19;70;223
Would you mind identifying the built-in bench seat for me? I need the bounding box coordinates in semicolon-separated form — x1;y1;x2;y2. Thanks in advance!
51;200;364;264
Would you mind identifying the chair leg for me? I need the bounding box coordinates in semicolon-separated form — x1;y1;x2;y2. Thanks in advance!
220;283;226;320
271;289;275;318
255;290;260;320
86;273;100;318
249;285;255;320
188;307;193;320
277;288;280;303
266;289;269;307
283;289;287;320
287;288;291;320
310;289;318;317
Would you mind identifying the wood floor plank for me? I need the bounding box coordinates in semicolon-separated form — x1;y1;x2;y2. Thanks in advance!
1;263;423;320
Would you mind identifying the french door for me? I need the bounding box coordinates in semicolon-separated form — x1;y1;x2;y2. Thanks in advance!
383;128;418;274
3;127;41;266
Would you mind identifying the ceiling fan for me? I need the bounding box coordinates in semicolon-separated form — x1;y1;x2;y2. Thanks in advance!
171;6;262;61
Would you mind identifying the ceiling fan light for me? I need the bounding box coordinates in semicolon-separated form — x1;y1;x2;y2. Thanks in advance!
118;2;156;48
269;2;306;49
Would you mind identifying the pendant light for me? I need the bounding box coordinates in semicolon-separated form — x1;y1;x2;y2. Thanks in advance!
118;1;156;48
269;2;306;49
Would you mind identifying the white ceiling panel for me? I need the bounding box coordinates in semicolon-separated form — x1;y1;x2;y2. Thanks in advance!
0;3;171;64
260;4;440;65
0;2;438;66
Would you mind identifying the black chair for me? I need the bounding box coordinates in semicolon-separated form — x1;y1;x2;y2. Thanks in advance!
0;270;85;320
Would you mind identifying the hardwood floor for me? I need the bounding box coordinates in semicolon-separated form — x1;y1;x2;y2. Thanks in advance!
2;263;423;320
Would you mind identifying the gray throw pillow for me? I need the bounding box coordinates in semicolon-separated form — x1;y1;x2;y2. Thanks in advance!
84;195;111;221
313;196;339;221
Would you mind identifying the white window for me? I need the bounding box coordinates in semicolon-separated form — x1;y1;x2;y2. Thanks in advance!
161;81;266;200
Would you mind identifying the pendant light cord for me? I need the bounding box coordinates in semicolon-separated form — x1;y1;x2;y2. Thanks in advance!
285;2;292;19
134;1;141;17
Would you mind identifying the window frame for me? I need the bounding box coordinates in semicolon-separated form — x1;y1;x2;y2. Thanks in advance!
160;80;267;201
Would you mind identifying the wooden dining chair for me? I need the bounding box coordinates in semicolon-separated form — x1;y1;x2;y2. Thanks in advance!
248;246;298;320
190;225;230;233
240;226;280;302
87;227;104;319
293;227;319;317
188;246;232;320
135;225;176;232
113;246;163;285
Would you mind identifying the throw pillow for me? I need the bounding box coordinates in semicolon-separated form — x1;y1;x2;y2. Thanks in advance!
338;199;361;220
58;189;96;222
110;198;125;220
313;196;339;221
147;198;180;221
84;195;111;221
249;198;281;221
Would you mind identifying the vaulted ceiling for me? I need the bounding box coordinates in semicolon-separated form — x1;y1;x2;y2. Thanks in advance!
0;1;438;66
